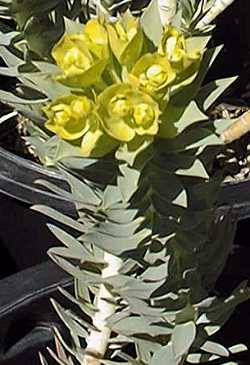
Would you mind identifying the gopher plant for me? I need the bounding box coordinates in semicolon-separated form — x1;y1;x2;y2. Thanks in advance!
0;1;248;364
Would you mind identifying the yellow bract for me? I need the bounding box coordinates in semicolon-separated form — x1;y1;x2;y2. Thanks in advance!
44;17;206;158
98;84;160;142
52;19;109;88
84;19;109;59
159;26;186;64
43;95;117;157
129;53;176;97
44;95;92;140
106;13;143;68
159;26;201;89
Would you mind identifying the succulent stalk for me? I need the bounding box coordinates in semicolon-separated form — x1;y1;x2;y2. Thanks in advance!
82;252;123;365
158;0;177;26
196;0;235;29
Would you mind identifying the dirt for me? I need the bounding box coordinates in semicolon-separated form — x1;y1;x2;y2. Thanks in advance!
209;100;250;181
0;102;37;161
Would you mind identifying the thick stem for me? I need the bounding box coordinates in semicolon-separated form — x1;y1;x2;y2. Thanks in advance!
158;0;177;26
82;252;123;365
196;0;235;29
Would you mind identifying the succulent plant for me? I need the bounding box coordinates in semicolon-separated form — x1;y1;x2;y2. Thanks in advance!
0;1;247;365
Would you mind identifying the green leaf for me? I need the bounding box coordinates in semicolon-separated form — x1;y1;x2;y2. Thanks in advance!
141;260;170;281
176;159;209;179
51;299;88;339
103;185;123;209
116;136;153;166
61;169;101;207
96;217;145;238
107;274;163;299
0;45;23;67
84;227;151;255
201;341;229;357
186;353;220;363
106;208;138;224
150;343;178;365
47;224;91;258
203;325;220;336
32;205;85;232
35;179;79;204
0;31;19;45
64;16;83;33
0;88;47;104
31;136;83;166
174;101;208;135
196;77;237;112
101;361;130;365
140;0;162;47
23;70;71;99
172;321;196;358
186;35;211;53
111;316;173;337
49;253;101;284
172;189;188;208
228;344;247;354
157;125;222;154
118;164;141;202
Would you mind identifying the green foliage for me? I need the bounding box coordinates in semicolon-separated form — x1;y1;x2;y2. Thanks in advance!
33;155;250;364
30;51;249;363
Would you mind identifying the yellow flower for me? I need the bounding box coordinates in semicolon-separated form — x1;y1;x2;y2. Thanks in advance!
52;19;109;88
98;84;160;142
128;53;176;97
83;19;109;59
159;26;186;65
44;95;93;140
43;95;117;157
159;26;201;89
106;13;143;68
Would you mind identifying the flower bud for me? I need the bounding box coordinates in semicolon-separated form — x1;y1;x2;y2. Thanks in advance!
106;13;143;68
133;103;155;127
159;26;201;89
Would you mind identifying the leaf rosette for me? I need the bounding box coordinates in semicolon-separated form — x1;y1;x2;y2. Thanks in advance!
52;19;109;88
106;13;143;68
128;53;176;98
98;83;160;143
43;95;117;157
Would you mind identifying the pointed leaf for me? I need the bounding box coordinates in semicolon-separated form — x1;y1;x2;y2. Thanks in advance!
172;321;196;358
197;77;237;111
150;343;178;365
32;205;85;232
141;0;162;46
228;344;247;354
201;341;229;357
186;353;220;363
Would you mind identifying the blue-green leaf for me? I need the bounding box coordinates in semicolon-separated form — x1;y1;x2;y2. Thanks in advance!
141;0;162;47
172;321;196;358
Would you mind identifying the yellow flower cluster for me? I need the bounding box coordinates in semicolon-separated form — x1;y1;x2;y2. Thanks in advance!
44;14;201;158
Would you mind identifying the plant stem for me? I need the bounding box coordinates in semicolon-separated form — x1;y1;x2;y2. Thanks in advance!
158;0;177;26
82;252;123;365
196;0;235;29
